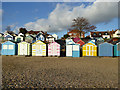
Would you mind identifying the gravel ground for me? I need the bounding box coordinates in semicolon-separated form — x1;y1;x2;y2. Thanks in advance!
2;56;118;88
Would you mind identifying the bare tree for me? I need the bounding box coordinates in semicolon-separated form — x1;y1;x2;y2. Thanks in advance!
70;17;96;38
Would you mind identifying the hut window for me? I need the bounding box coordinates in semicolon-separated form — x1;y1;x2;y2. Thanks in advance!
118;44;120;51
3;45;7;49
8;45;13;49
69;33;72;35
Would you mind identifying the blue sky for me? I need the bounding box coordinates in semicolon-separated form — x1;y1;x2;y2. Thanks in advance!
2;2;118;38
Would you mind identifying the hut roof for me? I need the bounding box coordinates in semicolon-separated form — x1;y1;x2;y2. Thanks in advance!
73;37;80;43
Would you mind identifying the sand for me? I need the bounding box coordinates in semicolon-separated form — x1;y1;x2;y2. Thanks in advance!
2;56;118;88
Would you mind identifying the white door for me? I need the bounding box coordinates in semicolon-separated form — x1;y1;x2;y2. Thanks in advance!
20;43;23;55
66;45;72;57
36;45;42;56
86;45;93;56
73;45;79;51
23;44;27;55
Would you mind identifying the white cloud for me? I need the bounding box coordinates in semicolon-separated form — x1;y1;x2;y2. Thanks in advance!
24;1;118;32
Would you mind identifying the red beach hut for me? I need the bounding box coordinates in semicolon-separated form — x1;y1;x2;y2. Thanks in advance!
76;39;85;46
73;37;80;43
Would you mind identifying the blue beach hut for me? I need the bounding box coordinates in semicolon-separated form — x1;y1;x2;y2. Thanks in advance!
98;42;113;56
1;41;17;55
113;41;120;56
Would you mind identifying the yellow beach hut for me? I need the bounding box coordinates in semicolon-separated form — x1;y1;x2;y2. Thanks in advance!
82;41;97;56
32;40;46;56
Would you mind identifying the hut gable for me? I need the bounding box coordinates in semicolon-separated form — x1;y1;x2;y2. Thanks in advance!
66;38;75;45
15;35;24;42
4;34;13;41
36;33;45;41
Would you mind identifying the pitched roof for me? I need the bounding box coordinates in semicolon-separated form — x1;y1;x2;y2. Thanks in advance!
91;30;118;37
27;30;44;35
68;29;85;34
73;37;80;43
111;39;120;45
91;31;110;37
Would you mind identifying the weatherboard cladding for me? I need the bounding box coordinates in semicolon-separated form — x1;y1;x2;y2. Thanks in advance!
18;42;31;55
82;41;97;56
1;41;17;55
32;40;46;56
48;42;60;56
98;42;113;56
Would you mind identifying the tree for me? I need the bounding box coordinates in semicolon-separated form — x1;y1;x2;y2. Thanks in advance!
61;34;70;39
70;17;96;38
19;28;28;35
64;34;70;39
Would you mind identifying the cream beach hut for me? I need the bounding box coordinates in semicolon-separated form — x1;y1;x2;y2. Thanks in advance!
18;41;31;55
32;40;46;56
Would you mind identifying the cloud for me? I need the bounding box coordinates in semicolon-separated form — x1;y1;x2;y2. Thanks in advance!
24;1;118;32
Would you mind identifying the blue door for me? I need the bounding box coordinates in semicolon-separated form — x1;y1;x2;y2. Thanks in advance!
72;45;80;57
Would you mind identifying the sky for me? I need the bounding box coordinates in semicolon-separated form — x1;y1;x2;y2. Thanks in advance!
1;0;119;38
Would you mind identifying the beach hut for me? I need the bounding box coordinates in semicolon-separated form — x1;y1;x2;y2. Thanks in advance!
4;34;14;41
1;41;17;55
56;40;66;57
113;41;120;56
98;42;113;56
0;43;1;55
76;39;85;46
15;35;24;42
48;42;60;56
73;37;80;43
66;38;80;57
25;35;35;43
82;41;97;56
36;33;45;41
18;41;31;55
32;40;46;56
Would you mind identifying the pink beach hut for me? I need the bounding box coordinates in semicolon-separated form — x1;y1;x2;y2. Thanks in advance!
73;37;80;43
48;42;60;56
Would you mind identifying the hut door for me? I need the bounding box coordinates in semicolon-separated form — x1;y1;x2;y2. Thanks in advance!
53;44;57;56
20;43;23;55
36;44;42;56
23;44;27;55
118;43;120;56
86;45;93;56
66;45;72;57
